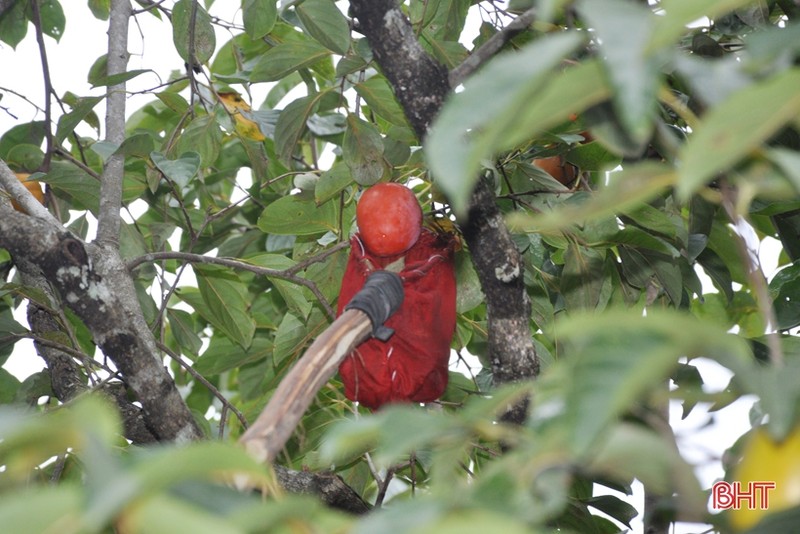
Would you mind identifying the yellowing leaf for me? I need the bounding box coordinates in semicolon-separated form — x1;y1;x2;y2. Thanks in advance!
219;91;266;141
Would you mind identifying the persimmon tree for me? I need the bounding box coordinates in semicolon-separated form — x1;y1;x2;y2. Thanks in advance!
1;0;800;532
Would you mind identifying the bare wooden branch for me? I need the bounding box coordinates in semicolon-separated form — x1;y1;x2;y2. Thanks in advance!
240;309;372;464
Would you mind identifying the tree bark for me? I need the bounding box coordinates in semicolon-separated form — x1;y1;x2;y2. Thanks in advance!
0;193;203;442
273;465;371;514
350;0;539;423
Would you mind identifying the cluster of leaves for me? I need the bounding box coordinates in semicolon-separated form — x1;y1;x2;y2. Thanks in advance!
1;0;800;532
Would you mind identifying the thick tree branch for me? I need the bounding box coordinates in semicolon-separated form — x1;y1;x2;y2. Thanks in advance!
350;0;539;423
0;183;203;442
273;465;370;514
350;0;449;137
96;0;132;247
14;261;158;443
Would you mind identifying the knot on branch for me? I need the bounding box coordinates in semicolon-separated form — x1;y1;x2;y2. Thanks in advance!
61;236;88;266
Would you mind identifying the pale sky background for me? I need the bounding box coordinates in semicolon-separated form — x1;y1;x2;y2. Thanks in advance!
0;3;784;533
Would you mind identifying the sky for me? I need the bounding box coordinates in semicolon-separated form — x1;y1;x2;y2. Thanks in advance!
0;3;784;533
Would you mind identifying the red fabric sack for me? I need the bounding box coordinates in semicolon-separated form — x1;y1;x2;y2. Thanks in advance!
337;228;457;409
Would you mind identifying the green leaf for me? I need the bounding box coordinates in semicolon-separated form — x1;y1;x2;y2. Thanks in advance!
156;92;190;114
737;359;800;440
770;263;800;330
678;69;800;198
580;0;660;145
39;0;65;41
44;161;101;214
411;0;471;41
0;396;121;468
88;0;111;20
584;495;638;529
315;163;353;205
456;250;483;313
612;227;680;258
589;423;705;515
274;93;327;164
194;336;271;375
194;265;256;349
621;203;678;238
172;0;216;65
176;115;223;167
273;313;307;366
0;0;28;48
696;248;734;302
55;96;103;144
150;151;201;189
508;162;676;234
649;0;762;50
0;308;27;364
250;40;331;82
0;485;82;533
426;34;603;215
83;442;269;529
247;254;312;318
566;141;621;172
0;369;21;404
561;245;606;312
114;133;155;159
0;122;47;161
551;310;750;455
90;68;152;88
343;114;386;186
166;308;202;357
243;0;277;40
258;195;339;236
354;76;408;127
5;143;44;171
422;34;469;70
296;0;351;55
124;494;243;534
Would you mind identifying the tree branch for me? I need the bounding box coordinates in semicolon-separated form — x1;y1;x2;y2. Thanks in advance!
449;7;537;87
127;250;338;320
0;160;56;219
272;465;371;514
349;0;539;423
96;0;132;247
350;0;449;137
0;183;203;442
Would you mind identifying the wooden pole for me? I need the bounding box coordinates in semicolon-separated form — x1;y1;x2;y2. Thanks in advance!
239;270;403;464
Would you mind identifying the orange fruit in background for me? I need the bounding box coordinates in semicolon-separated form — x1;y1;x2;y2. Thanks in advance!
531;155;578;187
10;173;45;213
356;182;423;257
